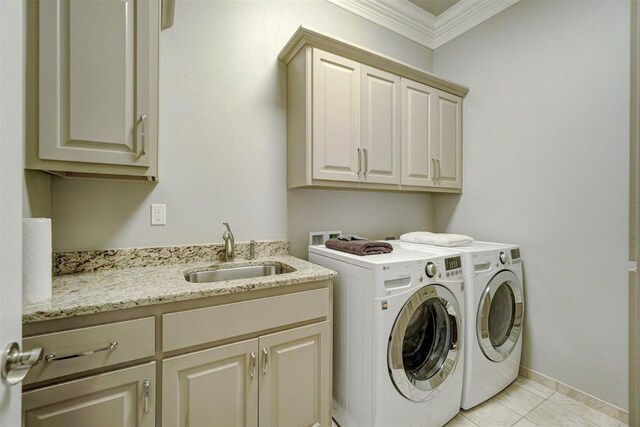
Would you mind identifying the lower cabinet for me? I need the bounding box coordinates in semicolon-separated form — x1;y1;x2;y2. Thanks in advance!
163;321;331;427
163;338;259;426
22;362;155;427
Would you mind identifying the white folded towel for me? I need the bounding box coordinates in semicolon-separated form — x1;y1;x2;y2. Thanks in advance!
400;231;474;247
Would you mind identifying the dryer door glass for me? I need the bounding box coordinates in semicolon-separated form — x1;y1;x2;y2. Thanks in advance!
477;270;524;362
388;285;461;402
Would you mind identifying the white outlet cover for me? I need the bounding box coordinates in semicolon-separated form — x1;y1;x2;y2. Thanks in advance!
151;204;166;226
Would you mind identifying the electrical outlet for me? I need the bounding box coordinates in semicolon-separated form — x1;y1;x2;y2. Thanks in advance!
151;204;166;226
309;232;325;246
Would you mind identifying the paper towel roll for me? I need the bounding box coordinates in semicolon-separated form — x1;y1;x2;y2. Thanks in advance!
23;218;52;304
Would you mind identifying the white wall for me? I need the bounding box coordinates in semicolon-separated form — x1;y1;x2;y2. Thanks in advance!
48;0;434;253
433;0;630;409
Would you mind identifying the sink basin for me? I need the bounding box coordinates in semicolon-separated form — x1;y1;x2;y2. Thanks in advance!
184;263;288;283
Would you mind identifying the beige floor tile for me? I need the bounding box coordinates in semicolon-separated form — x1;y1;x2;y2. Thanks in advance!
512;418;538;427
444;413;478;426
548;393;620;427
514;376;555;399
462;399;522;427
526;401;598;426
494;382;546;416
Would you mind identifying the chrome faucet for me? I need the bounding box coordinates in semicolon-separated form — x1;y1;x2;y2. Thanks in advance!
222;222;235;261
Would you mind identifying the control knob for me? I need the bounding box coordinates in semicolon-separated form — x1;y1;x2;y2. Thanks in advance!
499;252;507;264
425;262;437;278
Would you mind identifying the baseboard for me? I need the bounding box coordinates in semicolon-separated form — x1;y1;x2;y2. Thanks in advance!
519;366;629;424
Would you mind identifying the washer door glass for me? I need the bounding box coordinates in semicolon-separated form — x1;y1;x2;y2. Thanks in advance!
477;270;524;362
388;285;461;402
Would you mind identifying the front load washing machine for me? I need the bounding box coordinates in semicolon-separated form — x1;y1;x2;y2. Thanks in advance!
308;243;465;426
395;240;524;409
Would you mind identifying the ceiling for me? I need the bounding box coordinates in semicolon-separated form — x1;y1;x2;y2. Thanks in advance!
408;0;462;17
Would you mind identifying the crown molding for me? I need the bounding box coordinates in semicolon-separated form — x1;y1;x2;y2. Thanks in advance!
324;0;521;49
325;0;436;48
434;0;521;47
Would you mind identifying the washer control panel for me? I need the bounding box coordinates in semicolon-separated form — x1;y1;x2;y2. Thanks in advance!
443;256;463;279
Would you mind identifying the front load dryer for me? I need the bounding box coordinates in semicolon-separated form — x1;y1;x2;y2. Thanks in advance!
308;243;465;426
395;240;524;409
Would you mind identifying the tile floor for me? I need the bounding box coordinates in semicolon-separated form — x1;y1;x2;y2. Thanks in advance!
331;376;627;427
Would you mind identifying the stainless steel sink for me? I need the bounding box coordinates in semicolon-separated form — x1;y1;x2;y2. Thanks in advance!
184;263;288;283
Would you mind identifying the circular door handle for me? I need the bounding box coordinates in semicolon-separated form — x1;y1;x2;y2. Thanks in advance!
2;342;44;385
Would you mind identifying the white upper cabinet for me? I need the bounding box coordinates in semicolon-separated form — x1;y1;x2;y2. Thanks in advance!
32;0;159;180
362;65;401;185
312;50;361;182
312;50;400;185
434;90;462;189
281;27;468;193
401;79;437;187
401;79;462;190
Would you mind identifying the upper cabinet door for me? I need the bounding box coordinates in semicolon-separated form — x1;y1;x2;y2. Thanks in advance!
401;79;437;187
312;48;361;182
435;91;462;189
39;0;158;167
361;66;401;185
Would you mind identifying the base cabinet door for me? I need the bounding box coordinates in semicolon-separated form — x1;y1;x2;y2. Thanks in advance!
22;362;155;427
162;338;259;427
258;321;331;427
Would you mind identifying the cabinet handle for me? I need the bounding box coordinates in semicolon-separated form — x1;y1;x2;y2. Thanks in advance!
139;114;147;156
357;148;362;176
143;378;150;413
431;159;437;181
363;148;368;176
250;351;256;380
436;159;442;180
262;348;268;375
44;341;118;362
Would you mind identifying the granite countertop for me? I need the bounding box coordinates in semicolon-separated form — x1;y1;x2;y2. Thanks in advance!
23;242;337;324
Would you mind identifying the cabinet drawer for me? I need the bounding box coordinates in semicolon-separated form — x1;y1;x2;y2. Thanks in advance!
23;317;155;385
163;288;330;352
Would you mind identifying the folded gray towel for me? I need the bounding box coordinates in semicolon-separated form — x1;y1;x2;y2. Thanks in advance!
325;239;393;256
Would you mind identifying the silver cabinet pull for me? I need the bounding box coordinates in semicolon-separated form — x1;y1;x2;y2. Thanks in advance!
44;341;118;362
139;114;147;156
431;159;437;181
363;148;368;176
436;159;442;180
250;352;256;380
357;148;362;176
262;348;268;375
143;378;150;413
1;343;44;385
